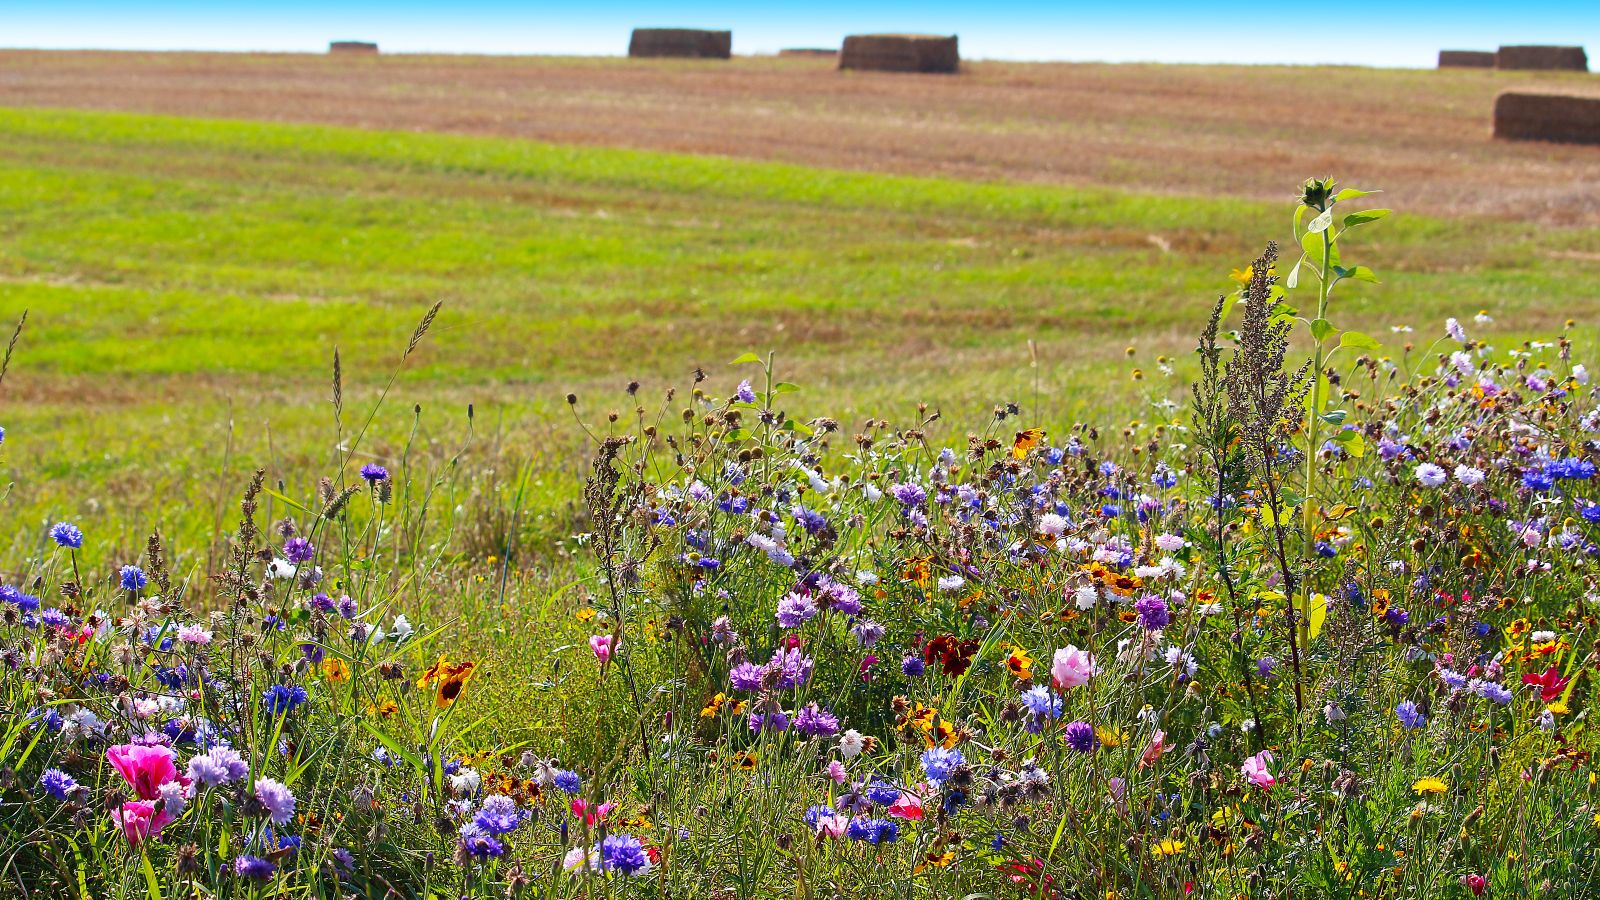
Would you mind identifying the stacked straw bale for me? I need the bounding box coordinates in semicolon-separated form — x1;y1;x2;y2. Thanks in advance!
1438;50;1494;68
628;29;732;59
1495;45;1588;71
838;34;959;74
1493;90;1600;145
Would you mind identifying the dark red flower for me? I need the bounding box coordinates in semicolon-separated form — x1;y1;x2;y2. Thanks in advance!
923;634;979;677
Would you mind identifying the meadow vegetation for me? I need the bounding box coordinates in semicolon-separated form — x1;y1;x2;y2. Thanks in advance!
0;101;1599;897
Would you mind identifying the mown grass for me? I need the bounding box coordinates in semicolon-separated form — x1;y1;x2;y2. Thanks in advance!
1;106;1597;562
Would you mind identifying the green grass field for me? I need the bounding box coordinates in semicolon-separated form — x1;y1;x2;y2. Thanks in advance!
3;106;1598;563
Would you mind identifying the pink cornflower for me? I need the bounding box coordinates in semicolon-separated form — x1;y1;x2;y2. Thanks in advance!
1050;645;1097;690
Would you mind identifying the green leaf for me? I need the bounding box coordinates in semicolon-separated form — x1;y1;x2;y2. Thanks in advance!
1338;331;1382;353
1342;265;1380;284
729;352;762;365
1306;208;1334;234
1319;410;1348;425
1332;430;1366;458
1333;188;1380;202
1342;209;1390;228
1285;256;1303;290
770;381;801;395
1310;318;1336;344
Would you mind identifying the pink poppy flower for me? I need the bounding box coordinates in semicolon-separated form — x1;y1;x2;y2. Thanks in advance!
113;800;172;847
106;744;181;801
887;791;924;820
570;797;614;826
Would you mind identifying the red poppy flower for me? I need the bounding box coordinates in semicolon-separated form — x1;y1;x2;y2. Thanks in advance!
1522;665;1570;703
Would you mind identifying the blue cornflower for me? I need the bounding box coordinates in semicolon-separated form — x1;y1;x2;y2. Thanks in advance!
458;824;505;858
49;522;84;549
119;565;148;592
473;795;525;836
359;464;389;482
1020;685;1062;719
1521;471;1555;492
920;746;964;784
847;818;898;844
865;779;901;806
901;655;926;677
261;684;309;715
39;768;78;800
600;834;649;875
553;770;581;794
1395;700;1426;730
804;804;834;828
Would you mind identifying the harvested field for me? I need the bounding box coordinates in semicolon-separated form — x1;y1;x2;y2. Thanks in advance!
0;50;1598;225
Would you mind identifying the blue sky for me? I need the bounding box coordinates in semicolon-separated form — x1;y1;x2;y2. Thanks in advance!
5;2;1596;67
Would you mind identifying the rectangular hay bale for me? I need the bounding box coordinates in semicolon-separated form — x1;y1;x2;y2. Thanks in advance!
329;41;379;55
838;34;959;74
1495;45;1588;71
628;28;732;59
1438;50;1495;68
1493;90;1600;145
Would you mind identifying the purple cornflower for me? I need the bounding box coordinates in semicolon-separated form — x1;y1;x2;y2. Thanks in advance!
766;647;814;690
188;745;250;787
49;522;84;549
793;702;840;738
39;768;77;800
920;746;963;784
850;619;885;647
889;482;927;507
775;592;818;629
1257;657;1277;678
1475;681;1513;705
1064;720;1098;753
729;662;764;693
601;834;650;875
359;463;389;482
254;778;297;825
336;594;358;619
1134;594;1170;631
234;855;277;881
901;655;926;677
119;565;148;592
282;537;315;564
748;709;790;733
1395;700;1426;731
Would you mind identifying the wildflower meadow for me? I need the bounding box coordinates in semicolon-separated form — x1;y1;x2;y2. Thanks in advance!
3;175;1599;900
